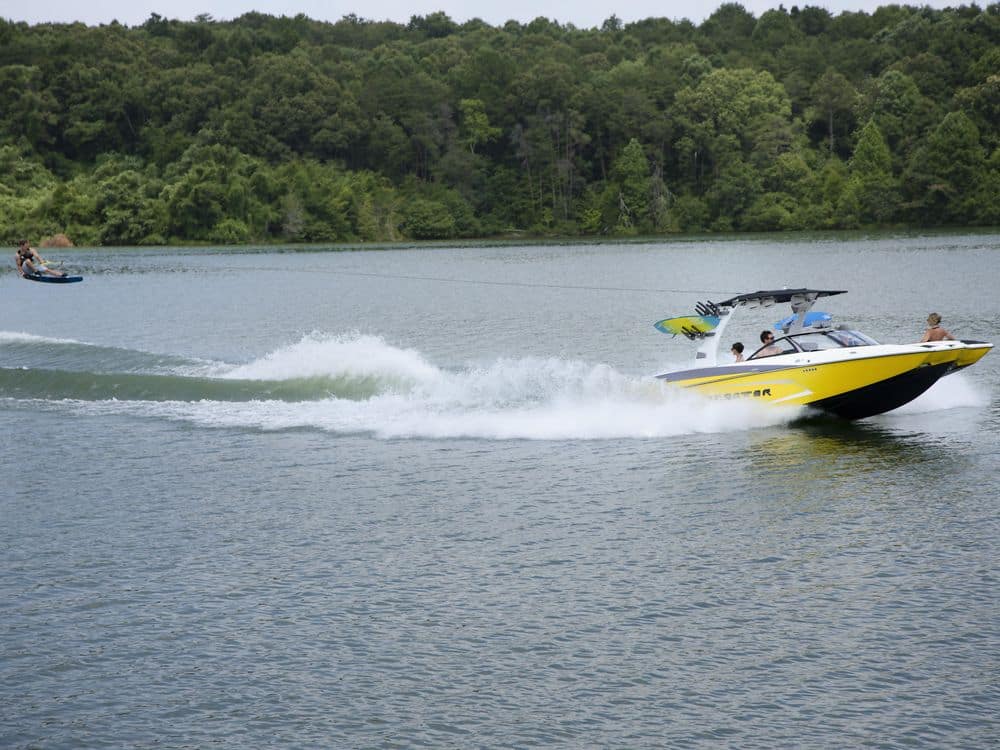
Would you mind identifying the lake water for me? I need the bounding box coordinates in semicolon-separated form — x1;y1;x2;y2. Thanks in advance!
2;234;998;748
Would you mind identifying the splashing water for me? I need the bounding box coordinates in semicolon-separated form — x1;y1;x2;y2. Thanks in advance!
5;331;988;440
891;372;989;414
221;332;442;385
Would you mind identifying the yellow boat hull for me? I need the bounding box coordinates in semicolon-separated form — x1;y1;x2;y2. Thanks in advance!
953;341;992;370
659;345;985;420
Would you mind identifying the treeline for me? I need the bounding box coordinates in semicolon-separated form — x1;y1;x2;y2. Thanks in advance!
1;4;998;245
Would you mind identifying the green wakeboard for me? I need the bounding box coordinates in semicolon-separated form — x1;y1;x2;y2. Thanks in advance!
653;315;719;337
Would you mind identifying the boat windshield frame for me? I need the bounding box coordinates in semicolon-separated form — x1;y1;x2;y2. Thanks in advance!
747;329;879;360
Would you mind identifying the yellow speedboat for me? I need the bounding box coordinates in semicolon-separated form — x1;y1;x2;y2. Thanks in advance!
656;289;992;420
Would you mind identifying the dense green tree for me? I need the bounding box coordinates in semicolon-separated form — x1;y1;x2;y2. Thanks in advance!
670;194;710;233
586;59;661;175
973;148;1000;226
855;69;937;165
752;9;804;51
272;160;358;241
457;99;501;154
742;192;797;231
792;6;833;36
222;51;361;160
1;5;996;244
606;138;651;232
706;159;762;229
400;198;456;238
700;4;756;61
94;164;167;245
903;111;985;223
0;66;58;150
842;119;899;225
954;74;1000;150
159;145;276;240
674;67;791;191
816;156;849;225
808;69;857;156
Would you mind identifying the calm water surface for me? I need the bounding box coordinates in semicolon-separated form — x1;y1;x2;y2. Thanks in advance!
2;234;998;748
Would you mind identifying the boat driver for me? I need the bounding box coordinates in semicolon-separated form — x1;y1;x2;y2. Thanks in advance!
756;330;782;357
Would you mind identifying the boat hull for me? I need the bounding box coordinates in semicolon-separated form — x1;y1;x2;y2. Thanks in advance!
953;340;992;371
808;361;953;419
657;344;985;420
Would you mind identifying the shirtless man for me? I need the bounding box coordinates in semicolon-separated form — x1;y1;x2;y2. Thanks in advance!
755;330;782;357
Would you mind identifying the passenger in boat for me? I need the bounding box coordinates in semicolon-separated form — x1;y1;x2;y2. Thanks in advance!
731;342;744;362
15;240;66;278
756;330;782;357
920;313;954;342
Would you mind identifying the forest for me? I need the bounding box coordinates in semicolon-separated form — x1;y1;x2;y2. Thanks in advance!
1;4;998;245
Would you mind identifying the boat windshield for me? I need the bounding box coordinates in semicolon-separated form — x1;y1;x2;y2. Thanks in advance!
789;330;879;351
747;330;878;359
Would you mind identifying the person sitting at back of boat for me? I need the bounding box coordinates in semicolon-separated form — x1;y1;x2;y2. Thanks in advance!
731;342;744;362
920;312;954;342
756;330;782;357
15;240;66;278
